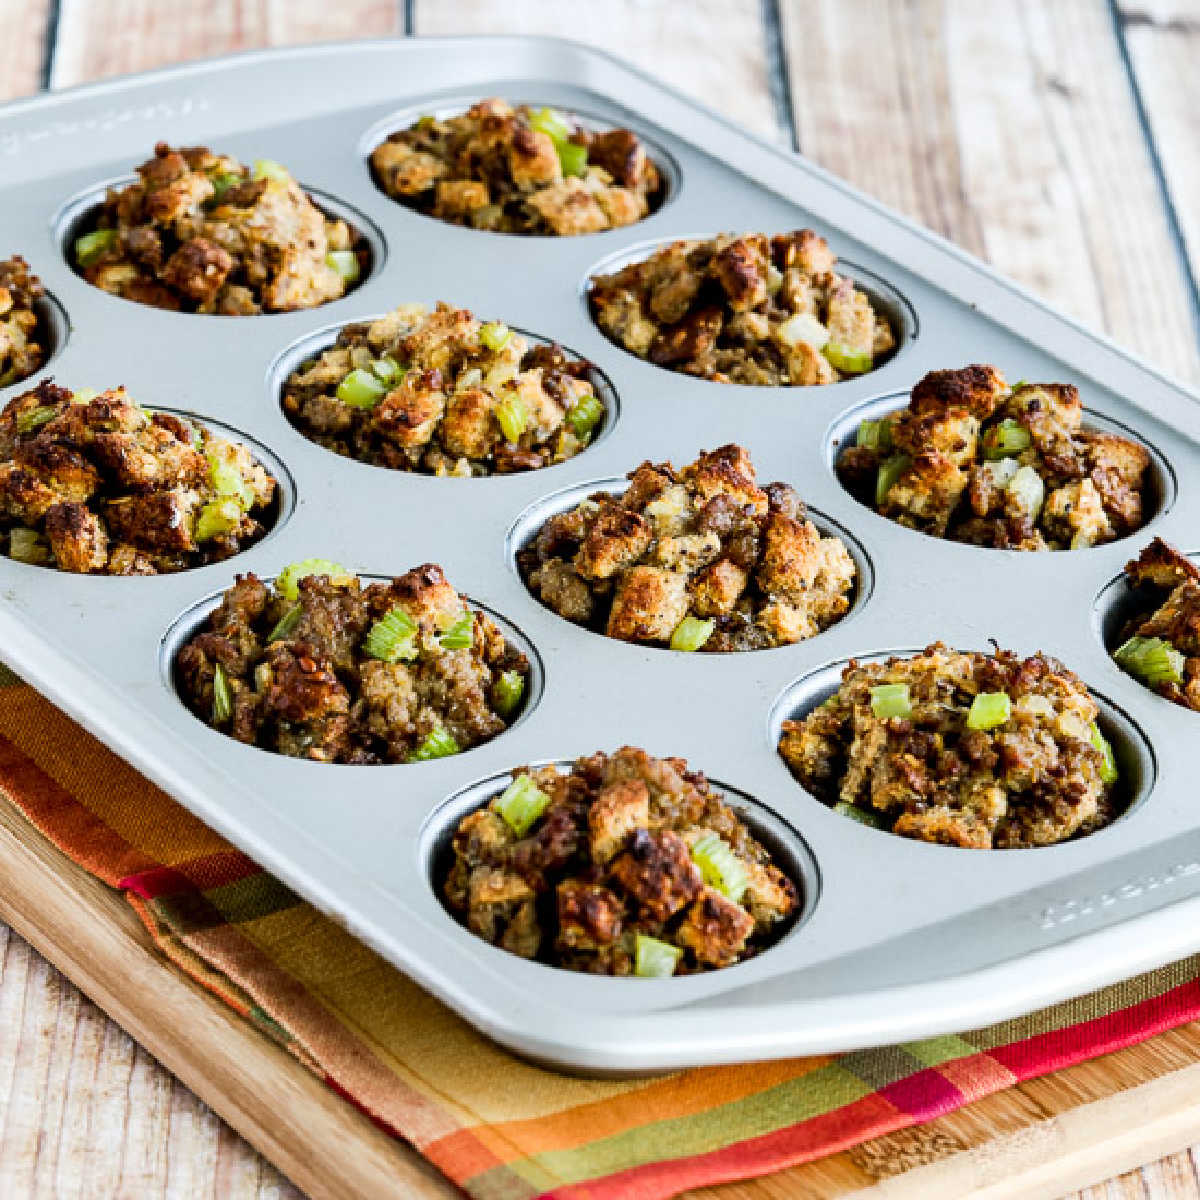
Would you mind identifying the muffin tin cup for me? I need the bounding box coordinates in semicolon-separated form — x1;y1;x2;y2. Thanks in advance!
3;39;1200;1071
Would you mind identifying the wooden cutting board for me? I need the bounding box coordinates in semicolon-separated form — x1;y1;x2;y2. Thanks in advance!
2;792;1199;1200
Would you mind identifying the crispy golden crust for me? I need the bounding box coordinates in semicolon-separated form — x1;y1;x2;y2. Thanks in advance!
440;747;799;974
0;256;47;389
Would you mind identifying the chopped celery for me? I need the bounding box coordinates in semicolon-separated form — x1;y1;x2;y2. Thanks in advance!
669;615;715;652
565;393;604;439
479;321;512;352
967;691;1012;731
15;405;57;435
491;670;525;717
833;801;891;830
1010;379;1029;392
1089;722;1119;784
252;158;290;182
207;448;254;509
496;774;550;835
823;342;873;375
336;368;387;408
74;228;118;267
325;250;361;283
407;726;460;763
8;528;48;565
1005;465;1045;521
495;394;527;442
438;611;474;651
875;453;911;506
70;388;98;405
690;833;749;902
365;606;419;662
634;934;683;978
209;172;241;201
194;498;243;542
370;356;403;383
415;114;437;131
778;312;830;350
268;604;302;642
855;417;892;452
556;141;588;177
870;682;912;720
983;418;1032;460
528;106;573;144
211;663;233;724
1114;635;1185;686
276;558;354;601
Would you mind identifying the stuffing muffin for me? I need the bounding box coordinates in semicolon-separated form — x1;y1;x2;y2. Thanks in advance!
0;257;48;388
441;746;799;974
518;444;856;652
281;301;605;475
588;229;895;385
175;562;530;763
72;142;367;313
838;364;1151;551
1110;538;1200;711
370;98;663;236
0;380;275;574
778;643;1122;848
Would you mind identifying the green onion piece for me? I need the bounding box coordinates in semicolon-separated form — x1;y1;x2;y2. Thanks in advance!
209;172;241;201
855;418;892;453
336;368;387;408
438;611;474;651
565;392;604;439
823;342;873;375
194;498;243;542
1005;464;1045;522
528;106;573;144
495;774;550;836
669;615;715;652
875;453;911;506
832;801;891;830
495;394;527;442
491;670;525;718
407;725;461;763
690;833;749;902
252;158;290;182
370;356;402;383
365;606;419;662
479;321;512;352
8;528;48;565
1089;722;1119;784
74;228;118;267
870;682;912;720
211;663;233;724
967;691;1012;731
15;405;57;435
268;604;302;643
634;934;683;979
276;558;354;602
1114;635;1185;687
556;140;588;178
325;250;360;283
983;418;1032;460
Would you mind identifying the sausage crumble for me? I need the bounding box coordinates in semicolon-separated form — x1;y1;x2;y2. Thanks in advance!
442;747;799;974
518;444;856;652
281;301;605;475
588;230;895;384
175;563;529;763
0;257;47;388
73;142;367;314
370;98;663;236
838;364;1151;550
0;380;275;574
778;643;1123;848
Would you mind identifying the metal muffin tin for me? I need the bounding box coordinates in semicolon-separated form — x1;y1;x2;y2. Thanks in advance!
4;38;1200;1074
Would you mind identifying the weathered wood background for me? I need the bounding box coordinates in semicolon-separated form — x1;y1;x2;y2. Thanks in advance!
1;1;1199;1197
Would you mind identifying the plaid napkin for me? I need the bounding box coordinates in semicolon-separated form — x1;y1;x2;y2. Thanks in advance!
2;666;1199;1199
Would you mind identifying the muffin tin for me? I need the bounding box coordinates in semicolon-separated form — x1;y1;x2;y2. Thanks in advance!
4;38;1200;1073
